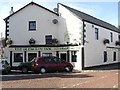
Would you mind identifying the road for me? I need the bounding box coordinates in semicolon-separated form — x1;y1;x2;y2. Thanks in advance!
1;69;120;89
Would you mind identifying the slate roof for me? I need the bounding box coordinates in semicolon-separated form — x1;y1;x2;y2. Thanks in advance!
59;4;120;33
4;2;58;21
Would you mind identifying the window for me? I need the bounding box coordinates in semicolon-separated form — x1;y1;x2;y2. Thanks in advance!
71;51;77;62
28;53;37;62
29;21;36;30
42;53;52;56
14;53;23;62
118;35;120;41
113;52;116;61
95;28;99;40
110;32;113;42
104;51;107;62
45;35;52;44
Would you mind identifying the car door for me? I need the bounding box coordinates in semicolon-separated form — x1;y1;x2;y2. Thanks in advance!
53;57;65;71
44;57;57;72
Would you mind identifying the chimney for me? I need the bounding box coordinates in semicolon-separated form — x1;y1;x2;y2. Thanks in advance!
9;7;14;15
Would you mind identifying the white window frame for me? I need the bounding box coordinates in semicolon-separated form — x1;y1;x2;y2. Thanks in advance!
26;52;38;62
12;52;24;66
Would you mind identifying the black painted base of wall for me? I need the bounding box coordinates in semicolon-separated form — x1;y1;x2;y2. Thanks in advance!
84;62;120;70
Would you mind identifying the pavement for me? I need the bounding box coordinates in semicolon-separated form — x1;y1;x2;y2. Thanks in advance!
1;63;120;89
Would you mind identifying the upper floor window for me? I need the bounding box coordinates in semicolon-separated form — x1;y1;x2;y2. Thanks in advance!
95;28;99;40
45;35;52;44
29;21;36;30
118;35;120;41
110;32;113;42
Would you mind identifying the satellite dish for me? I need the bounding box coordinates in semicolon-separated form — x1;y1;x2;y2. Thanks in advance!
52;19;58;24
53;8;58;12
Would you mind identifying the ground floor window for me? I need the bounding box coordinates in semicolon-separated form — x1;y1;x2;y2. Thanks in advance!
28;53;37;62
104;51;107;62
42;53;52;56
14;53;23;62
60;53;67;62
71;51;77;62
113;52;116;61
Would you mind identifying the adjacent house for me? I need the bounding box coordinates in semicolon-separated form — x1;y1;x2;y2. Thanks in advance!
0;38;5;58
4;2;120;70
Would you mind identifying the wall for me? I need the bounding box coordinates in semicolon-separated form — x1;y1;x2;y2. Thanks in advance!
84;21;120;67
58;4;83;70
58;4;83;45
8;4;59;45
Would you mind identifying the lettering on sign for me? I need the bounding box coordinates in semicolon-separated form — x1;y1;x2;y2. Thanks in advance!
10;46;80;51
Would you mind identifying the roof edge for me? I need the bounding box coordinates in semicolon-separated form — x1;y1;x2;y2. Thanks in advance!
4;2;59;21
59;3;119;33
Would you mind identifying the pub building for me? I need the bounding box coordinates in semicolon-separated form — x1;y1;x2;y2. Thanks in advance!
4;2;120;70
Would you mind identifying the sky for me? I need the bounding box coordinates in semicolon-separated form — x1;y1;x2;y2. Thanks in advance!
0;0;119;38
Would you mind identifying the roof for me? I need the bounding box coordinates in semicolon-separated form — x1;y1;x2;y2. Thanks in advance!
59;3;120;33
4;2;58;21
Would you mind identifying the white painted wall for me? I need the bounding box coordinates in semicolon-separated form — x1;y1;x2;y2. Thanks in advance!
84;21;119;67
8;4;59;45
58;4;83;70
58;4;83;45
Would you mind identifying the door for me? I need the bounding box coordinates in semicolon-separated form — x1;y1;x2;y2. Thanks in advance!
28;53;37;62
52;57;66;71
60;53;67;62
42;57;57;72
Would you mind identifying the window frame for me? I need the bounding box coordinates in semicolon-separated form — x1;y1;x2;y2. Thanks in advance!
110;32;113;42
113;52;116;61
45;35;52;44
95;28;99;40
104;51;107;62
71;51;77;62
29;21;36;31
14;53;23;62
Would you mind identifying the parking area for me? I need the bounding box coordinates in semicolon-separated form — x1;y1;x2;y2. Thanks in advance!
1;63;120;89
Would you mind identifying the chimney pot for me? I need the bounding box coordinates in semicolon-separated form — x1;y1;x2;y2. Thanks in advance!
9;7;14;15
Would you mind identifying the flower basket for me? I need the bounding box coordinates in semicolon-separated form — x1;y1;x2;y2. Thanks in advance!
29;38;35;44
115;41;120;46
103;39;109;45
52;38;58;45
6;39;13;45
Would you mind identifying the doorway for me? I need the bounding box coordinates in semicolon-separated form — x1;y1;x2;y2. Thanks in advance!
60;53;67;62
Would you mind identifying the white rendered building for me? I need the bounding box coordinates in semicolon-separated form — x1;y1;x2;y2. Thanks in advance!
4;2;120;70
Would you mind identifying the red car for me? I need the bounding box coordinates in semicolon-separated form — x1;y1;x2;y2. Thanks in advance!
32;56;73;74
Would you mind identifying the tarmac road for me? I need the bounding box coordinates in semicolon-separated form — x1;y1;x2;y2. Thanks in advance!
1;69;119;89
1;63;120;89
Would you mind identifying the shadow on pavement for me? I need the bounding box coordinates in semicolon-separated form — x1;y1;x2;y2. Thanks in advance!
2;73;93;81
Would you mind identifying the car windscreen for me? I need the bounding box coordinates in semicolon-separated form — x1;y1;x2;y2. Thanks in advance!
30;58;37;62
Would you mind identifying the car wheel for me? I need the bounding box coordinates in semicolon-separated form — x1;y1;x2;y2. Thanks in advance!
40;67;46;74
22;67;28;73
65;66;71;72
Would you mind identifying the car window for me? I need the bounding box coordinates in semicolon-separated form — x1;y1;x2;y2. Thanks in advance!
44;57;52;62
5;61;9;65
53;57;64;62
31;58;37;62
38;58;44;62
1;61;4;64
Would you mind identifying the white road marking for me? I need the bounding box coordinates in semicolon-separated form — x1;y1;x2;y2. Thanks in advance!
1;74;41;77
